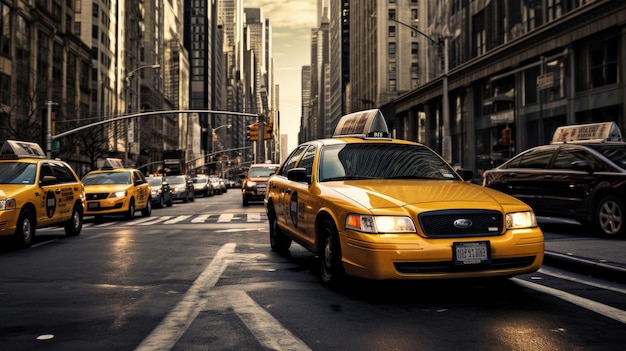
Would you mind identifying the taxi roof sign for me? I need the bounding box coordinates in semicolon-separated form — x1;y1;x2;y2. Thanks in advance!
551;122;624;144
333;109;390;138
97;158;125;169
0;140;46;159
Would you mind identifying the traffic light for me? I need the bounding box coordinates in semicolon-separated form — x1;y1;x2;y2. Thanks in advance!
247;122;259;141
264;121;273;140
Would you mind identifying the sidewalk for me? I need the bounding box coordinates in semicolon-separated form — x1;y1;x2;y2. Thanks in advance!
539;217;626;283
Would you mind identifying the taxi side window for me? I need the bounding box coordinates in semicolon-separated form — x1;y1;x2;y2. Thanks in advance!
514;148;554;169
553;148;609;171
50;162;76;183
298;145;317;176
279;145;308;176
39;163;55;182
133;171;144;185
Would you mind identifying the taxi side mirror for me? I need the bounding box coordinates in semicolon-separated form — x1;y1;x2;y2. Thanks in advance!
40;175;57;186
572;160;594;174
287;168;310;184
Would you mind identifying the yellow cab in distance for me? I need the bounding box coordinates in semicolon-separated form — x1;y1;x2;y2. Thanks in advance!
0;140;85;247
82;158;151;220
264;109;544;285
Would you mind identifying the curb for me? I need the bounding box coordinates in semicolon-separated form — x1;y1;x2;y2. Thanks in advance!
543;251;626;284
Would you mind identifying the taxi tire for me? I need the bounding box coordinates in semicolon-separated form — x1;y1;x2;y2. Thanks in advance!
594;195;624;237
141;199;152;217
64;202;83;236
126;199;136;220
319;218;345;285
268;208;290;252
15;209;35;247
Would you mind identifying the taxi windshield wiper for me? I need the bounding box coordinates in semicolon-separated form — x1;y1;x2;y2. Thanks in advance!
322;176;374;181
383;175;440;180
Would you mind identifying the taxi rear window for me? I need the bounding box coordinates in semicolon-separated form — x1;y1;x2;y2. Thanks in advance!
319;144;458;181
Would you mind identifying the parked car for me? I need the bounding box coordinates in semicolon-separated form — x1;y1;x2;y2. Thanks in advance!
165;175;195;202
265;109;543;285
242;163;279;206
0;140;85;247
148;176;173;207
193;176;214;197
82;159;152;220
484;122;626;237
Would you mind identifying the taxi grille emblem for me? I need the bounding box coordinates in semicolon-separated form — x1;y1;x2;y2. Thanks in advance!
453;219;473;229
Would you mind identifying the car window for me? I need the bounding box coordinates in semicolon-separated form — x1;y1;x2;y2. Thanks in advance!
552;147;609;171
0;162;37;184
511;148;554;169
279;145;308;176
39;163;55;180
249;166;278;177
166;176;185;185
83;172;132;185
148;178;163;186
591;145;626;170
319;143;458;181
298;145;317;176
50;162;77;183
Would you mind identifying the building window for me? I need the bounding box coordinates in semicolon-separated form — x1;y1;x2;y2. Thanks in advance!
389;79;397;92
389;9;396;20
0;4;10;56
590;36;619;88
388;42;396;56
411;42;418;55
473;11;486;56
547;0;562;21
389;26;396;37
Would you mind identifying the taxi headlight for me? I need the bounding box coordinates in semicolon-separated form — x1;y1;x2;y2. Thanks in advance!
345;214;416;234
0;198;17;210
246;181;257;188
506;211;537;229
110;190;127;198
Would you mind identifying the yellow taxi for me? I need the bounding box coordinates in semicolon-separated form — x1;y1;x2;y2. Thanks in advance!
265;110;544;284
82;159;151;220
0;140;85;247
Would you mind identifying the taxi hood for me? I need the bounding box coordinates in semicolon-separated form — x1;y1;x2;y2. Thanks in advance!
326;180;516;212
0;185;33;199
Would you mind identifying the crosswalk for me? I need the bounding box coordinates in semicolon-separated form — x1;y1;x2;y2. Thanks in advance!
39;213;268;232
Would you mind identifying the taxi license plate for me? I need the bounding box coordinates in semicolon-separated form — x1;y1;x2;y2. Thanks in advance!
88;202;100;209
453;241;490;266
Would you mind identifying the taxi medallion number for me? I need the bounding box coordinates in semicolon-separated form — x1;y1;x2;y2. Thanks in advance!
453;241;491;266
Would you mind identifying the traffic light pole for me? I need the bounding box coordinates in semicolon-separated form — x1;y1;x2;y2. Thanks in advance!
258;114;265;163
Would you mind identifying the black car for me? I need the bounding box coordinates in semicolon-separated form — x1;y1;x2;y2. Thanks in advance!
483;122;626;237
148;176;173;207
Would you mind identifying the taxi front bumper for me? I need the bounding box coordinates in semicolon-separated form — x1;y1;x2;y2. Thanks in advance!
84;197;128;215
339;228;544;280
0;210;18;236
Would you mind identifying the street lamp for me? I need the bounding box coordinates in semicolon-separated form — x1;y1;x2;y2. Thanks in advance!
212;124;232;153
124;64;160;167
388;16;451;162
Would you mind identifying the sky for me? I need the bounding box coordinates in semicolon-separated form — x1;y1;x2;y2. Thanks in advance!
243;0;318;152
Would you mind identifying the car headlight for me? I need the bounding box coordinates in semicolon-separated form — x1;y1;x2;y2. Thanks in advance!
110;190;127;198
246;181;257;188
346;214;416;233
506;211;537;229
0;198;17;210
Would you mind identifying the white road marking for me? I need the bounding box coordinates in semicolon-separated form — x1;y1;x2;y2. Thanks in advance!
217;213;235;222
191;214;210;223
137;216;173;225
247;212;262;222
164;215;191;224
135;243;236;351
513;278;626;324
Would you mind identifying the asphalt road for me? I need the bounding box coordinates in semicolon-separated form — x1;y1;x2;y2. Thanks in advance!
0;190;624;350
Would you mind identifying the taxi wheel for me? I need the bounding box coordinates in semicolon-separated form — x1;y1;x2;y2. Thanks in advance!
126;199;136;220
15;209;35;247
268;207;290;252
141;199;152;217
594;196;624;237
319;218;345;285
64;202;83;236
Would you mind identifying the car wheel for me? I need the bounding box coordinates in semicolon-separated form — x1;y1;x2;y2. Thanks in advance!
594;195;624;237
159;196;165;208
126;199;136;220
15;209;35;247
319;217;345;285
269;207;290;252
64;202;83;236
141;198;152;217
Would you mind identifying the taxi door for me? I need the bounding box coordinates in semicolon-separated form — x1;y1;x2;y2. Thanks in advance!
133;171;150;208
37;162;65;227
279;145;318;248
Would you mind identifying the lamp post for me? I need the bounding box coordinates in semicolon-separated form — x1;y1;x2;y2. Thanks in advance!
212;124;232;153
388;17;451;162
124;64;160;167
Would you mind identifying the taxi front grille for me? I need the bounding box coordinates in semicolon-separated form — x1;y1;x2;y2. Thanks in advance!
418;210;503;238
86;193;109;200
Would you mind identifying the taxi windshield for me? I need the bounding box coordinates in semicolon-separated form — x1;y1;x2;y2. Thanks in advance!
82;171;131;185
319;143;458;182
0;162;37;184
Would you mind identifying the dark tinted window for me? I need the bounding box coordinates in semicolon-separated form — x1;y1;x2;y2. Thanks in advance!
279;145;308;176
553;147;611;171
510;148;554;169
50;162;77;183
298;145;317;176
589;145;626;171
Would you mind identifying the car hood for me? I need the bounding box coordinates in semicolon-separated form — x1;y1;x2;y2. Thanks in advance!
0;185;34;199
325;179;524;212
